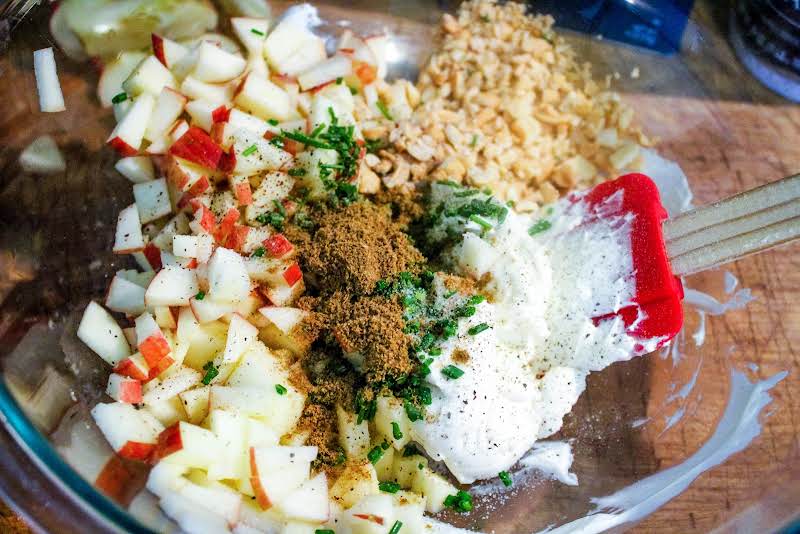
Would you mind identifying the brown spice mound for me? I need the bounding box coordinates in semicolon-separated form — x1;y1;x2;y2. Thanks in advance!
318;292;413;384
305;202;424;295
440;273;477;296
297;403;343;473
452;348;470;364
373;187;425;228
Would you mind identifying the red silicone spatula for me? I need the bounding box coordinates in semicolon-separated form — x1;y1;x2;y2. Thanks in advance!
578;172;800;354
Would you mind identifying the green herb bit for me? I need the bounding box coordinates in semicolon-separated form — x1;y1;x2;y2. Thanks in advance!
282;129;333;150
356;393;377;424
470;134;478;147
419;386;432;406
251;28;265;36
467;294;485;305
267;118;279;126
365;138;386;154
288;167;306;177
275;384;287;395
443;490;473;513
468;323;490;336
441;365;464;380
546;206;554;215
391;421;404;440
367;445;385;464
404;400;423;422
350;86;358;95
428;347;442;356
111;92;128;104
469;213;493;231
315;530;335;534
379;481;401;494
252;247;265;257
418;462;424;469
201;361;219;385
310;122;326;138
376;100;394;121
336;76;343;85
402;444;420;457
388;520;403;534
195;291;206;301
480;14;491;22
499;470;513;487
454;189;479;198
528;219;552;235
242;144;258;157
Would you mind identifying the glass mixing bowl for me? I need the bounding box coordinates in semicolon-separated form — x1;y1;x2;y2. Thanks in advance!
0;1;798;533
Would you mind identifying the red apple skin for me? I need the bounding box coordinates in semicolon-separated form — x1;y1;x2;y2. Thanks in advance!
354;61;377;85
94;455;133;503
118;441;156;462
353;514;385;526
148;354;174;380
191;202;217;233
218;150;237;173
177;175;211;209
213;207;240;244
234;182;253;206
152;34;167;66
309;80;335;95
143;243;163;271
249;447;273;510
139;334;171;367
153;423;182;464
169;127;224;170
108;137;138;157
113;358;149;382
263;234;293;258
212;105;230;123
117;380;143;404
282;263;302;286
225;225;250;252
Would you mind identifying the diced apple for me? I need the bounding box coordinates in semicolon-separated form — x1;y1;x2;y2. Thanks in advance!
115;156;154;183
207;409;249;481
183;321;228;370
106;373;143;404
225;342;286;388
222;313;258;363
279;472;329;522
145;87;188;142
112;204;145;254
229;173;253;206
158;481;238;533
178;385;210;424
411;466;458;514
330;460;379;509
114;352;151;382
122;55;177;97
364;34;389;80
133;178;172;224
238;500;284;533
234;73;291;121
231;18;269;54
193;41;247;83
145;266;199;307
374;396;412;450
143;396;185;427
180;75;233;105
165;155;210;193
249;445;316;509
107;93;156;156
210;383;303;436
150;213;190;250
178;475;242;525
373;442;394;482
228;128;292;175
185;99;219;132
190;295;237;324
169;126;225;170
262;278;304;308
49;5;86;61
152;34;188;68
154;421;224;469
391;454;428;489
280;39;327;78
143;366;202;405
336;404;370;459
33;47;66;113
247;418;279;448
92;402;164;462
263;20;321;75
153;306;177;330
208;247;251;303
298;55;352;91
391;490;425;533
104;273;145;316
344;494;394;534
77;301;130;366
117;268;155;288
293;148;339;199
19;135;66;174
98;51;147;108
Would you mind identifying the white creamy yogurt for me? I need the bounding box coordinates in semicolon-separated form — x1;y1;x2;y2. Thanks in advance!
412;187;648;484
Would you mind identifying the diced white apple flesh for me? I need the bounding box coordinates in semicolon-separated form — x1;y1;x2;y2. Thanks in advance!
152;34;189;68
153;305;177;330
158;488;232;534
115;156;154;183
117;269;155;288
178;385;210;424
122;55;177;97
107;93;156;155
336;405;370;458
144;396;186;427
77;301;130;366
375;396;412;450
147;460;189;498
343;494;394;534
207;409;249;481
135;312;163;344
145;87;187;142
106;373;142;404
91;401;164;459
210;386;302;436
298;55;352;91
143;366;202;405
231;128;293;175
280;39;327;77
113;204;145;253
208;247;251;303
330;460;379;509
279;472;329;522
178;477;242;525
105;273;146;316
33;47;66;112
98;52;147;108
250;445;316;507
152;212;191;250
180;76;232;105
234;73;291;121
263;20;320;74
49;5;87;61
172;234;212;260
411;466;459;514
365;34;389;79
193;41;247;83
157;421;224;470
19;135;66;174
190;295;237;324
133;178;172;223
145;266;199;307
185;99;219;132
222;313;258;363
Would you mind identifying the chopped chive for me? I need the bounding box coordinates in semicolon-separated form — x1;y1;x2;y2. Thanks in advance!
310;122;326;138
470;134;478;147
242;144;258;157
480;14;491;22
336;76;343;85
499;471;512;487
443;490;473;513
441;365;464;380
388;520;403;534
391;421;404;440
195;291;205;301
379;481;401;493
467;294;485;305
315;530;335;534
402;444;420;457
282;129;333;150
267;118;279;126
528;219;552;235
288;167;306;177
350;86;358;95
404;400;423;422
112;92;128;104
201;361;219;385
251;28;265;36
376;100;393;121
367;445;385;464
275;384;287;395
469;213;493;231
252;247;265;257
468;323;490;336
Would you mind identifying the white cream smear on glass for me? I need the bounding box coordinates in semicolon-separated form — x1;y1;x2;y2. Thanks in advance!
410;185;660;484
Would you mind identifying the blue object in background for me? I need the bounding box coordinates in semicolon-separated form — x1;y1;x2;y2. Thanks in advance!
531;0;695;55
